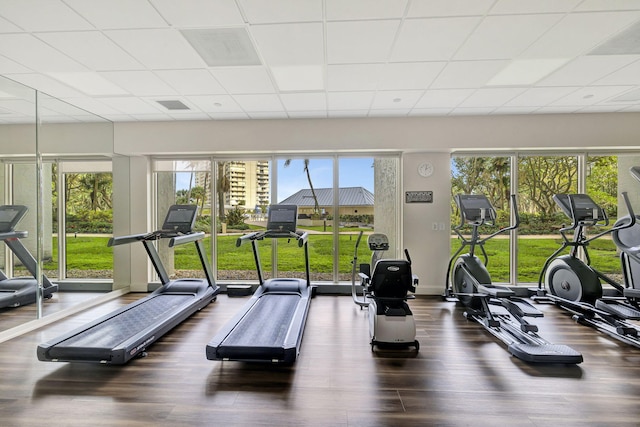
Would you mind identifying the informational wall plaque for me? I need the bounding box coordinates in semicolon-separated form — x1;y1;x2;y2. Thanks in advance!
405;191;433;203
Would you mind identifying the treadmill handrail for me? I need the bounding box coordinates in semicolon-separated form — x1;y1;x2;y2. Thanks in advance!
0;230;28;240
169;231;205;247
236;229;307;247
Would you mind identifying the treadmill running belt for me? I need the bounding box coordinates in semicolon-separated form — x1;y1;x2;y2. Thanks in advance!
221;294;300;347
53;294;192;349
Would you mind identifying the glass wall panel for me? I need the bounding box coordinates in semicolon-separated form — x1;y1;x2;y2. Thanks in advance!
586;155;623;285
155;159;212;281
517;155;578;284
451;156;512;283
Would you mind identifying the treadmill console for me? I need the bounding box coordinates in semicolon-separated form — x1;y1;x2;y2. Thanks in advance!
0;205;28;233
367;233;389;251
267;204;298;233
553;194;605;223
162;205;198;234
457;195;496;224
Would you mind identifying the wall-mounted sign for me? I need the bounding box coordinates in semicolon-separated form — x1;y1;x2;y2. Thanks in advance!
405;191;433;203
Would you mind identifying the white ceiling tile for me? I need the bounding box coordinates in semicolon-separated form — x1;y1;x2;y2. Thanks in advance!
408;0;494;17
379;62;446;90
47;72;129;96
391;17;481;62
408;108;452;116
505;87;578;107
455;14;564;60
248;111;289;119
0;34;87;72
327;64;383;91
188;95;243;113
251;23;324;65
151;0;244;27
5;73;85;98
271;65;324;91
0;14;24;32
368;109;410;117
210;67;275;94
327;91;374;110
240;0;322;24
64;0;166;29
594;59;640;85
535;106;581;113
0;0;92;31
430;60;509;89
59;97;124;116
327;21;400;64
326;0;408;20
576;1;640;12
414;89;474;108
155;69;226;95
488;58;570;86
105;29;206;69
98;97;165;114
0;55;32;74
489;0;582;14
233;94;284;112
328;110;369;117
280;93;327;111
458;87;526;108
99;71;177;96
579;104;627;112
286;110;327;118
491;106;540;114
538;55;639;86
551;85;634;106
522;11;640;58
450;107;495;115
36;31;143;71
371;90;423;109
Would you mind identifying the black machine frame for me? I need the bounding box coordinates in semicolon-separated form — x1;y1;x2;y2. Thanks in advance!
0;205;57;309
446;194;583;364
37;205;219;364
206;204;314;364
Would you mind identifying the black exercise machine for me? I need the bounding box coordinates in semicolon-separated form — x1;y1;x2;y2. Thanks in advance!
37;204;219;364
446;194;582;364
206;204;314;364
0;205;57;309
534;172;640;348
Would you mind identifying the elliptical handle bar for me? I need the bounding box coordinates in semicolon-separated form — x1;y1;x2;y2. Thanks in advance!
478;194;520;244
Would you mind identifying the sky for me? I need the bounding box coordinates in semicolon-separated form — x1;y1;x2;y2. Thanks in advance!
174;157;375;204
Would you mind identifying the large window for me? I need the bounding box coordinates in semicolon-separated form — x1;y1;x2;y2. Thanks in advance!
154;154;399;285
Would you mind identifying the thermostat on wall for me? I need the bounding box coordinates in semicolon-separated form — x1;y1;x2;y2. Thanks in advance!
405;191;433;203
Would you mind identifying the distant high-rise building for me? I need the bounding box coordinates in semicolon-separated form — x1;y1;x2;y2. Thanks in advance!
196;161;269;213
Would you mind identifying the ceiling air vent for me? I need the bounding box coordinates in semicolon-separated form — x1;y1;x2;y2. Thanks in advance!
157;100;190;110
181;28;261;66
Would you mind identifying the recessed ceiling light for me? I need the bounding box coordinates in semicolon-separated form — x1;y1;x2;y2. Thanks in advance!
181;28;261;67
393;98;402;103
47;72;128;96
487;58;569;86
589;20;640;55
214;102;222;107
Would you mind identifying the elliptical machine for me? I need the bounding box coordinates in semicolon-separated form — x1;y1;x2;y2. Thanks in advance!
446;194;582;364
351;231;419;351
535;183;640;348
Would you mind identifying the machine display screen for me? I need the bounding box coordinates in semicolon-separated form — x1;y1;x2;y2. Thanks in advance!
267;205;297;232
161;205;198;233
553;194;604;222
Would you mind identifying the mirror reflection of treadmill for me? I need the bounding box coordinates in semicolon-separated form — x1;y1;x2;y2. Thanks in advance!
206;204;314;364
37;204;219;364
0;205;58;309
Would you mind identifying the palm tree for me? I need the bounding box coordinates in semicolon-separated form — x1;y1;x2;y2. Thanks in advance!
216;161;230;222
284;159;320;216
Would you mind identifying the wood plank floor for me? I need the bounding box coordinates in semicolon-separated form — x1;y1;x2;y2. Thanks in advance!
2;293;640;426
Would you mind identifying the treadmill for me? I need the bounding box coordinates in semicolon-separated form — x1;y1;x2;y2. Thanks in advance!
0;205;57;309
37;204;220;364
206;204;314;364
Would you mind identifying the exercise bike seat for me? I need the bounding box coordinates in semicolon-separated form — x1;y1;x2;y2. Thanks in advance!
368;259;417;299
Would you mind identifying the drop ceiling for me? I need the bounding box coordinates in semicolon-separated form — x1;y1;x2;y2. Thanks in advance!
1;0;640;123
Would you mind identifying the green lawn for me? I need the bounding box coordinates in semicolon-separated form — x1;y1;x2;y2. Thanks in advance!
31;233;623;284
